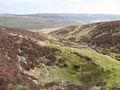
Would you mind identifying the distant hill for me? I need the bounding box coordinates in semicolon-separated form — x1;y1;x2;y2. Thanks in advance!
1;13;120;30
0;14;84;29
21;13;120;21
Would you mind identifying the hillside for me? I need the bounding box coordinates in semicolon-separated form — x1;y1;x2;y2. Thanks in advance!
50;20;120;61
0;26;120;90
0;14;83;29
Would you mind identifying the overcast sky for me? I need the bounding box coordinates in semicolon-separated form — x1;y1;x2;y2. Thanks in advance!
0;0;120;14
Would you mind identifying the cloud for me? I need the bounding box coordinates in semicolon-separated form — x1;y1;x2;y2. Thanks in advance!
91;0;120;14
0;0;120;14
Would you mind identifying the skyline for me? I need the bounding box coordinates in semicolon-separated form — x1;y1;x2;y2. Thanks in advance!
0;0;120;14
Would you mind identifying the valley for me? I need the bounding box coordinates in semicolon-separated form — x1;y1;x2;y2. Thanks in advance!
0;20;120;90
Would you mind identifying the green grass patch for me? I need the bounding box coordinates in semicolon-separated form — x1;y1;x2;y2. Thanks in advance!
44;42;120;87
16;84;26;90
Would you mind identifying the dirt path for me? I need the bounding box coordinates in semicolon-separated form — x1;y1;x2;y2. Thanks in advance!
31;27;63;34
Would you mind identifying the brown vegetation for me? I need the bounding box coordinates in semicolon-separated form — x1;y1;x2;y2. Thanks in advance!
50;20;120;60
0;27;61;90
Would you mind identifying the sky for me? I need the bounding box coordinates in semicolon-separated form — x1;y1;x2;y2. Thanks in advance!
0;0;120;14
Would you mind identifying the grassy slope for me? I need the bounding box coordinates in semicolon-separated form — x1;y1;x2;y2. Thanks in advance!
0;26;120;89
39;42;120;87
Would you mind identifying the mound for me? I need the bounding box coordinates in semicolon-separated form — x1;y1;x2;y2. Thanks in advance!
50;20;120;61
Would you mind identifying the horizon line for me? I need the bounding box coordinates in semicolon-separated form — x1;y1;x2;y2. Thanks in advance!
0;13;120;15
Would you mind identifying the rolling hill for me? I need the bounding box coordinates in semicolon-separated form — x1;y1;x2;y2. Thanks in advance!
0;24;120;90
49;20;120;61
